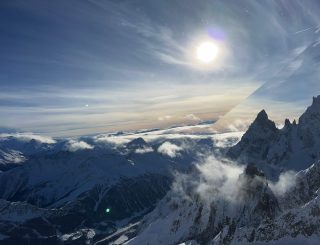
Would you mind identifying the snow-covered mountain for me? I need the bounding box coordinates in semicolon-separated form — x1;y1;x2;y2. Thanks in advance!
227;95;320;177
0;128;242;244
1;96;320;244
124;96;320;245
126;158;320;245
126;163;281;245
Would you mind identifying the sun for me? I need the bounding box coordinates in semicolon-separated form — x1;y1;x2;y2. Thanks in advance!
196;41;219;63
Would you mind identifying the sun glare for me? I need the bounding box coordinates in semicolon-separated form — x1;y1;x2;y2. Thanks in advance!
196;41;219;63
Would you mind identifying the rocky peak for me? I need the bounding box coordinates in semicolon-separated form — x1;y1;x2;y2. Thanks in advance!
249;110;277;133
282;118;292;131
126;137;148;149
284;118;291;127
227;109;279;161
297;95;320;148
256;109;268;121
312;95;320;105
299;95;320;124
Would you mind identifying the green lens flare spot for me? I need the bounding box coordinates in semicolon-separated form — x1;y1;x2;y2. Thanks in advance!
105;208;111;213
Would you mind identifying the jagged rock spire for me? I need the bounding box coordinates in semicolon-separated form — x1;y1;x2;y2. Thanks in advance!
312;95;320;105
256;109;268;121
250;109;277;131
284;118;291;127
299;95;320;125
227;109;279;161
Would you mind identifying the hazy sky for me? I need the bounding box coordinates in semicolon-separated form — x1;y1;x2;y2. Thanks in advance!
1;0;320;136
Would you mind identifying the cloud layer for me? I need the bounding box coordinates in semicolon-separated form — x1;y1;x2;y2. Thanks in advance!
0;133;56;144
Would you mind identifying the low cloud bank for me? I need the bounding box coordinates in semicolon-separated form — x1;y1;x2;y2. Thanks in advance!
0;133;56;144
135;147;154;154
93;135;131;145
184;114;201;121
172;156;297;205
227;119;251;132
172;156;245;204
212;132;243;148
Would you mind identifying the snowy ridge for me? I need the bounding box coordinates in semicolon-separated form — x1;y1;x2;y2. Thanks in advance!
126;96;320;245
0;132;242;243
1;96;320;244
228;95;320;177
127;159;320;245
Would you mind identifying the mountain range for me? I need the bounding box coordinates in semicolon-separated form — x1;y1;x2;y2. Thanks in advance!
0;96;320;244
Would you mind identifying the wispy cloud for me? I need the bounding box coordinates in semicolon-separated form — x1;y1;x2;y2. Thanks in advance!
269;171;297;196
2;0;320;136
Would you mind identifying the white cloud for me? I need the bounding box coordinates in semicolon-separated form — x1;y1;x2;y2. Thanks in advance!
171;156;248;208
93;135;131;145
269;170;297;196
0;133;56;144
212;131;244;148
65;139;94;152
157;142;182;158
227;119;251;132
135;147;154;154
195;156;245;203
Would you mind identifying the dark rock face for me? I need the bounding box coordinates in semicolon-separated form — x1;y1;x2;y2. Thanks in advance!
126;137;148;149
297;95;320;148
227;95;320;173
231;161;320;244
236;165;280;227
227;109;279;162
244;164;265;178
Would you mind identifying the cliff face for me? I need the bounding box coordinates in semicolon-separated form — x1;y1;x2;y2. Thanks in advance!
227;96;320;175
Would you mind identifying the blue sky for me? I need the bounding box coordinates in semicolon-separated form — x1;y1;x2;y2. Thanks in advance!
1;0;320;136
